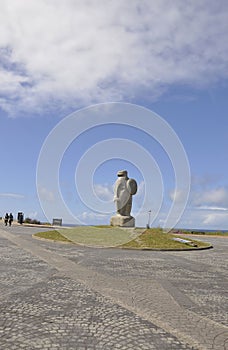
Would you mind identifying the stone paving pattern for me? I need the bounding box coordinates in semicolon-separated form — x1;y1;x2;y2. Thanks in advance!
0;223;227;349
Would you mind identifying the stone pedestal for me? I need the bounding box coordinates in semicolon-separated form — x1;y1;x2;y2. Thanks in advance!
110;215;135;227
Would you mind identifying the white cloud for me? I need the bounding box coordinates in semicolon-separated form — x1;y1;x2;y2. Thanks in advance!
0;0;228;116
38;186;55;202
81;211;108;220
193;187;228;207
197;206;228;211
0;193;24;199
93;183;113;201
79;211;109;225
170;207;228;230
169;188;188;203
175;186;228;229
202;212;228;227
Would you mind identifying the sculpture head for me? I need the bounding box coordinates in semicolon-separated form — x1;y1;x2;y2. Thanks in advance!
117;170;128;178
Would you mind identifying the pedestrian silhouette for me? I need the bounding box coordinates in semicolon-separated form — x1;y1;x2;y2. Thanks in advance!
18;212;24;225
9;213;13;226
4;213;9;226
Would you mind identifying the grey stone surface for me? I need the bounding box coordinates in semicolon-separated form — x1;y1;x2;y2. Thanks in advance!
110;215;135;227
111;170;137;227
0;223;227;349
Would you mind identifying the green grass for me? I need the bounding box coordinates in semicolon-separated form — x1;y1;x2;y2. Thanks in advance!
34;226;212;250
34;230;72;242
58;226;140;247
95;225;114;228
121;228;211;249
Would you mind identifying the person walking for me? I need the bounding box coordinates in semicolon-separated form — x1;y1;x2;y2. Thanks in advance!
9;213;13;226
18;212;24;225
4;213;9;226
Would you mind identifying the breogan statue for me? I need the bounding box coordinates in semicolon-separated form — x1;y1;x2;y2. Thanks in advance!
110;170;137;227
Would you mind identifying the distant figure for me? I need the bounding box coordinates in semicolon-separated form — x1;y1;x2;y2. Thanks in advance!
18;212;24;225
9;213;13;226
4;213;9;226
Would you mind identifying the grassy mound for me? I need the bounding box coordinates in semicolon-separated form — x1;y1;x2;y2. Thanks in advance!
34;226;212;250
59;226;141;247
34;230;72;242
121;228;211;249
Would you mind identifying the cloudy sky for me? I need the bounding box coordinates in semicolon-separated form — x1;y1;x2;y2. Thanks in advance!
0;0;228;229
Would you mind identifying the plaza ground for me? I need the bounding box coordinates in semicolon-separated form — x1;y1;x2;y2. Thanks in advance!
0;223;227;349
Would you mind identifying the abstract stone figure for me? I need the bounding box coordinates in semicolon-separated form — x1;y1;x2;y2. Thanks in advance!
110;170;137;227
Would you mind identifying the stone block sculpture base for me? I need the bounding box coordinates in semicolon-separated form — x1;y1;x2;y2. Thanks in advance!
110;215;135;227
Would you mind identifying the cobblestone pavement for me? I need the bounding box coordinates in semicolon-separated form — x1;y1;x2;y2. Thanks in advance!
0;224;227;349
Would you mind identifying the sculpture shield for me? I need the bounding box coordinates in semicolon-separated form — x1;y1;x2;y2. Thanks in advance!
127;178;137;195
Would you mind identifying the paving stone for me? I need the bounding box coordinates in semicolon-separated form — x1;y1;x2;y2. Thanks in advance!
0;224;227;349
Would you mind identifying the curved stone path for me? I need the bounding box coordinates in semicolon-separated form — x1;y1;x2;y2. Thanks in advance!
0;223;227;349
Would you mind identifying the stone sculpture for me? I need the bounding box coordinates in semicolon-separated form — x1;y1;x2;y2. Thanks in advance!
110;170;137;227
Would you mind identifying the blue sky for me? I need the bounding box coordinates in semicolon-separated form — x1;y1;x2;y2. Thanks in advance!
0;1;228;230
